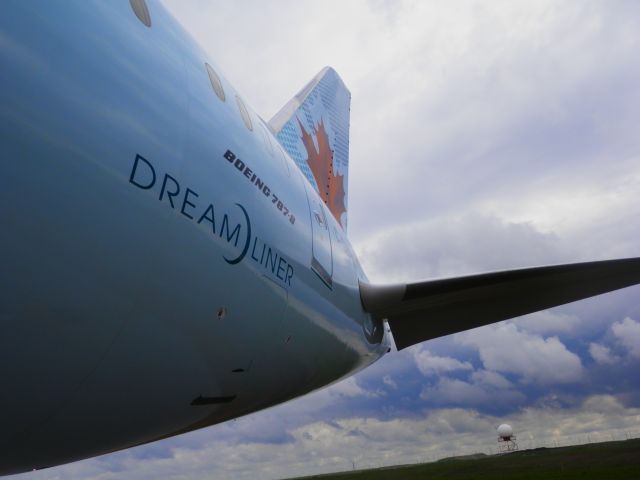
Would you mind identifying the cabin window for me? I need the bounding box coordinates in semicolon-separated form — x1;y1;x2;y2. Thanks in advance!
236;95;253;131
205;63;225;101
130;0;151;27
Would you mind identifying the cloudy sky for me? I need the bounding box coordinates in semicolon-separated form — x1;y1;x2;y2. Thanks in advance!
19;1;640;479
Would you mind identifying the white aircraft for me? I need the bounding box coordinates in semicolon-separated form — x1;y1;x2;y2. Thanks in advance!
1;1;638;475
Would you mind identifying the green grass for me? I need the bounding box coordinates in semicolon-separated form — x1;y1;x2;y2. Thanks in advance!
285;438;640;480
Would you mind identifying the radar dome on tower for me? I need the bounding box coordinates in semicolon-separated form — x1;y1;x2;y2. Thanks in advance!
496;424;518;453
497;424;513;439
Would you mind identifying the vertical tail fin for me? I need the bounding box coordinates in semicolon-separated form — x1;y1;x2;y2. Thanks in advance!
268;67;351;231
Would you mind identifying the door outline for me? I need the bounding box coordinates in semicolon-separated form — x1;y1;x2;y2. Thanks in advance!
304;184;333;289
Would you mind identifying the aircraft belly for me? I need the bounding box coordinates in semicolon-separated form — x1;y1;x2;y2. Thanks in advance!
0;91;187;467
0;174;293;471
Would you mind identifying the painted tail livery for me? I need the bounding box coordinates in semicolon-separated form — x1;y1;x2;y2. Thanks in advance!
269;67;351;230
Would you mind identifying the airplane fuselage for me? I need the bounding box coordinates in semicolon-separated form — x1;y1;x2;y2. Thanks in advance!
0;1;388;473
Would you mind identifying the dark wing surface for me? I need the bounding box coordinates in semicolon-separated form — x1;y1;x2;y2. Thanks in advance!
360;258;640;350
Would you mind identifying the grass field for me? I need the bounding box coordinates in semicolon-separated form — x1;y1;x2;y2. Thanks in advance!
285;438;640;480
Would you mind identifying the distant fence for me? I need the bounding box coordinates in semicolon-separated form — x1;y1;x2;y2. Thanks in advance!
342;430;640;472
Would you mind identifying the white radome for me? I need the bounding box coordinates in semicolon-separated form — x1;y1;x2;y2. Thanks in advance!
497;424;513;438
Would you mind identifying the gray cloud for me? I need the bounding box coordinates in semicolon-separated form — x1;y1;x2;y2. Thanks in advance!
420;372;526;408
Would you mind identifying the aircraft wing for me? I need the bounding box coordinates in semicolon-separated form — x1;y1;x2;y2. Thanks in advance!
360;257;640;350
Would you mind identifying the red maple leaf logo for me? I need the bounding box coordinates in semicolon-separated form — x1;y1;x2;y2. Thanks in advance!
298;119;346;226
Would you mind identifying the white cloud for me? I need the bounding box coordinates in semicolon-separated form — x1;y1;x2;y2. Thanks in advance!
324;377;379;399
513;310;581;335
588;342;620;365
421;373;525;408
611;317;640;358
456;323;584;384
382;375;398;389
413;348;473;376
470;369;514;390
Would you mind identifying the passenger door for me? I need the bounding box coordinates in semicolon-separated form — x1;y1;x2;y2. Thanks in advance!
305;185;333;289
